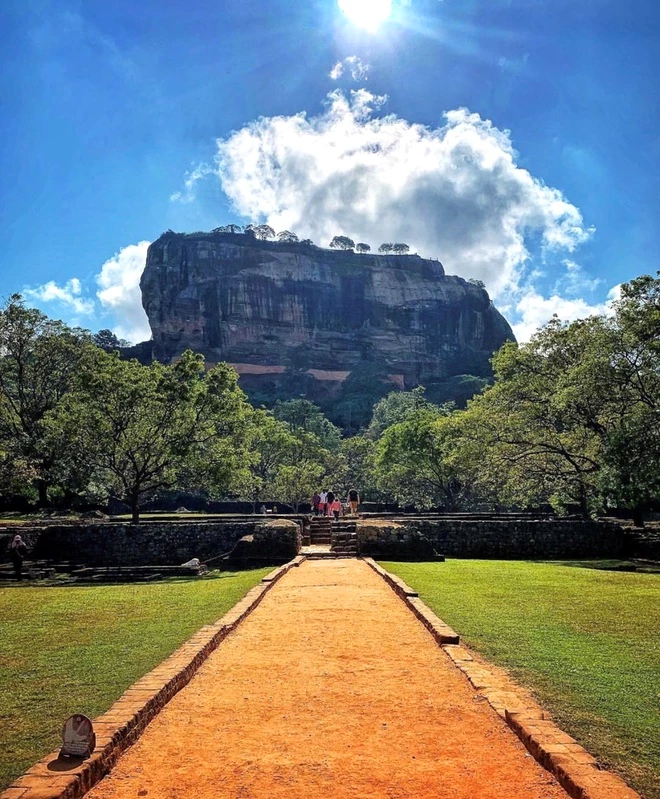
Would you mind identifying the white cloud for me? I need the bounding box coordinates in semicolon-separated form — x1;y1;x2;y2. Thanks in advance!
23;278;94;316
554;258;601;296
213;90;592;298
96;241;151;343
329;56;370;81
512;283;620;343
170;163;212;203
329;61;344;80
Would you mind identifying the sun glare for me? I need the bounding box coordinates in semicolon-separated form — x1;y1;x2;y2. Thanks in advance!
338;0;392;31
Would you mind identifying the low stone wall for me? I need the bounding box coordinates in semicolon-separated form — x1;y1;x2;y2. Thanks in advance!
358;518;625;559
228;519;302;564
0;519;302;567
357;521;436;560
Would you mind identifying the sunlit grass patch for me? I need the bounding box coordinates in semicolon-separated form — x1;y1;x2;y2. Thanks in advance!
381;559;660;799
0;569;269;789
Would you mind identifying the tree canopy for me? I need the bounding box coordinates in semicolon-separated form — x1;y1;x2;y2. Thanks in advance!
0;271;658;522
277;230;299;243
329;235;355;251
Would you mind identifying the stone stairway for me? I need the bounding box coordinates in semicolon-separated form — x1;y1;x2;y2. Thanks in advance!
332;520;358;556
305;517;358;557
309;516;333;546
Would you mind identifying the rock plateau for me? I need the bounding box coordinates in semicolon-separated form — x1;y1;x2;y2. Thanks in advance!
137;230;515;391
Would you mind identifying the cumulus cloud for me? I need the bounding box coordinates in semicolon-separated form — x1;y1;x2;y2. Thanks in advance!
96;241;151;343
23;278;94;316
170;163;212;203
329;55;370;81
554;258;601;297
213;89;592;298
512;284;620;343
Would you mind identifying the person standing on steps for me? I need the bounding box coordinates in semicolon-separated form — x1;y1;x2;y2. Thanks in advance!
326;491;340;521
326;490;335;519
8;535;29;582
319;489;328;516
348;487;360;516
312;492;321;516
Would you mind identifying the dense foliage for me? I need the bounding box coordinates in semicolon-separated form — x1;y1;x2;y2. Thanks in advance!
0;271;658;520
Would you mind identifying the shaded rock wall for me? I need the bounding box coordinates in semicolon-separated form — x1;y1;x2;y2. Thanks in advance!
140;232;515;387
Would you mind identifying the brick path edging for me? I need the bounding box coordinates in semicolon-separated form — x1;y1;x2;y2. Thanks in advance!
363;558;641;799
1;555;307;799
362;557;460;644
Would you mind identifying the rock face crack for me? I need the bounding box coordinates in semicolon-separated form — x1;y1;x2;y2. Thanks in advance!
138;232;515;388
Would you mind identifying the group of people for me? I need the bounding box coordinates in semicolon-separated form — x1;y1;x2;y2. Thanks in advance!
312;488;360;519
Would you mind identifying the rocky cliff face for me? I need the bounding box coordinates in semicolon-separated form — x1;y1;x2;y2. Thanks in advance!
140;231;515;388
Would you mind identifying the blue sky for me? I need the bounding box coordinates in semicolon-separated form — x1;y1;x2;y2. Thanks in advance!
1;0;658;341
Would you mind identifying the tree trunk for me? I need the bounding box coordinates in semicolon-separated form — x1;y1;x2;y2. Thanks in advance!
130;495;140;524
36;478;49;508
577;485;590;518
632;506;645;528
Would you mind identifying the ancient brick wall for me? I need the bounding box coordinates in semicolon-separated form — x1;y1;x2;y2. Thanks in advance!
0;519;301;567
358;518;625;559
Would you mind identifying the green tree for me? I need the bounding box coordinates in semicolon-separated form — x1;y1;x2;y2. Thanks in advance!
53;351;251;521
355;243;371;253
454;274;660;520
93;329;130;351
254;224;276;240
329;235;355;251
0;295;93;505
272;463;323;512
366;386;434;439
378;243;393;254
391;242;410;254
273;398;342;450
242;410;299;511
374;408;462;510
277;230;299;243
337;436;381;501
453;323;611;514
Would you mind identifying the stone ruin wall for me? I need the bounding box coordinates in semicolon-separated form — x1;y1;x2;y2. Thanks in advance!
0;519;301;567
1;517;630;567
357;518;626;560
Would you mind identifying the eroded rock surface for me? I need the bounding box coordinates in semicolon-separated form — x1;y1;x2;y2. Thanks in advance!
140;231;515;386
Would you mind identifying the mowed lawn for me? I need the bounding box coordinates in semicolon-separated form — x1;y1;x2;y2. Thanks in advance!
0;569;269;790
381;560;660;799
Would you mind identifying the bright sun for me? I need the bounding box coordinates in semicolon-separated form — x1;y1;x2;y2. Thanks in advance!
338;0;392;31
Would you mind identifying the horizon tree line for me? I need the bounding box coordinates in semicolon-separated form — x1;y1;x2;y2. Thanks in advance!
206;223;412;255
0;270;658;524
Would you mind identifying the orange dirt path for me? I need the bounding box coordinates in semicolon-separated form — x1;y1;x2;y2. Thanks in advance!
87;559;569;799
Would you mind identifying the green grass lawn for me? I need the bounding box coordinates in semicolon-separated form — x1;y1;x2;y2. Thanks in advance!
0;569;269;790
381;560;660;799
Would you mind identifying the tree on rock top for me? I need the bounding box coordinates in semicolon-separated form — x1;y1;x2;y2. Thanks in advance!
254;224;276;240
378;242;394;253
356;243;371;253
213;224;242;234
277;230;299;243
392;243;410;254
329;235;355;251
